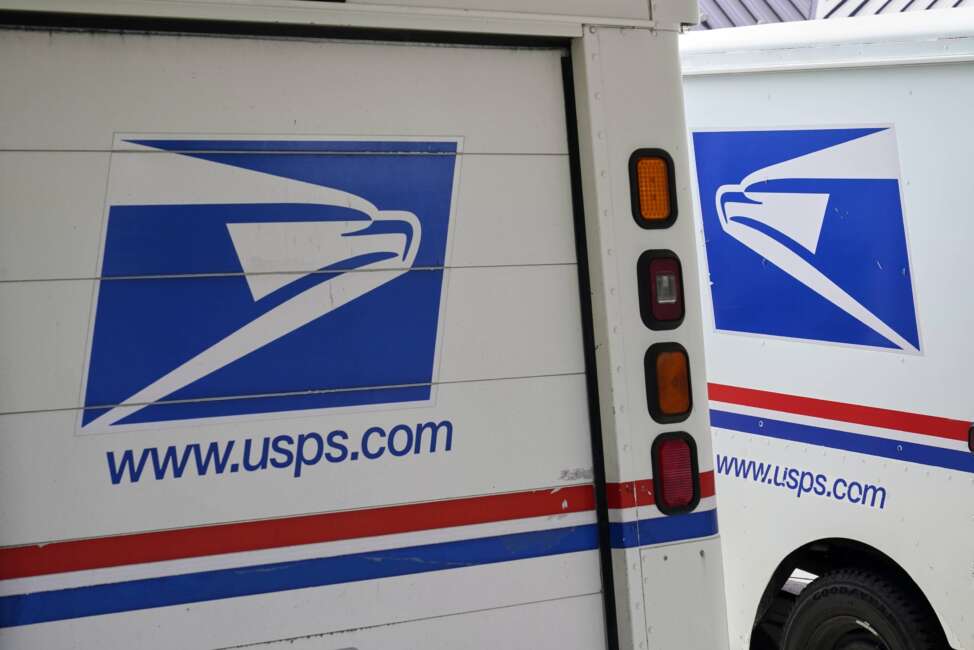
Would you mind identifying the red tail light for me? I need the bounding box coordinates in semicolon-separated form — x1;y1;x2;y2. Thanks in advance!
652;433;700;514
637;250;684;330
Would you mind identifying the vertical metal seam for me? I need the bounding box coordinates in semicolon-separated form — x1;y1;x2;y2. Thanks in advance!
561;52;621;650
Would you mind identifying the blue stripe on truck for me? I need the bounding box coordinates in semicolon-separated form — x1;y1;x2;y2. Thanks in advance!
0;524;597;628
608;509;719;549
711;409;974;474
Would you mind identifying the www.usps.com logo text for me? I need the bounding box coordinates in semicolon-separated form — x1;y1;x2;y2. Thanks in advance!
80;137;459;433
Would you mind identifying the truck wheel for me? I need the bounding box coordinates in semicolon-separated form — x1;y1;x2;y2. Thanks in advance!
780;568;940;650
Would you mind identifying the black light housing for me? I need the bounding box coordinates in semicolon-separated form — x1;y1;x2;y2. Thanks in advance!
637;250;685;331
651;432;700;515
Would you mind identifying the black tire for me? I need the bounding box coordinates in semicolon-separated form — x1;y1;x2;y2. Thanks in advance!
780;568;942;650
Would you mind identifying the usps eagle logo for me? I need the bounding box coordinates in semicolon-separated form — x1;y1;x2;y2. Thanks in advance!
692;127;920;352
81;137;459;430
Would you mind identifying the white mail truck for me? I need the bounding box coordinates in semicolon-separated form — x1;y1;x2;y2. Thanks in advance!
0;1;728;649
682;11;974;650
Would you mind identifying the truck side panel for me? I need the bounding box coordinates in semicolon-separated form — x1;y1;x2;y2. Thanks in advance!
684;39;974;649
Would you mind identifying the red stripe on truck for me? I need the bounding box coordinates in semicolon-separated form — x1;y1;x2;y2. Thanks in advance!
606;479;654;509
709;383;970;442
0;485;595;580
605;471;715;509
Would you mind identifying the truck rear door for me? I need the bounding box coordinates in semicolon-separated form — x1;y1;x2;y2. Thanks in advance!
0;25;606;649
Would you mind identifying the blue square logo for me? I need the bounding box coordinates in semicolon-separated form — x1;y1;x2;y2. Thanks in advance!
692;127;919;352
82;138;459;430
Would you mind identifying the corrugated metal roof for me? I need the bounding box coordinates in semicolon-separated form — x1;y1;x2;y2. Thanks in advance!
697;0;815;28
817;0;970;18
696;0;971;28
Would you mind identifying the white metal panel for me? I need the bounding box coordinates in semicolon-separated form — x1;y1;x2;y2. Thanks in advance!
652;0;702;27
0;151;575;282
640;537;727;649
0;374;593;544
0;29;568;153
0;24;606;649
0;153;110;281
437;265;584;383
573;25;728;650
0;553;603;650
0;0;661;37
579;27;716;486
684;44;974;650
0;280;94;415
0;265;583;415
680;9;974;73
226;593;608;650
708;418;974;649
685;63;974;430
354;0;650;19
447;155;578;268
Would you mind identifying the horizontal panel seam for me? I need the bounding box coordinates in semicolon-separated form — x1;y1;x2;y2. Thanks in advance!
0;262;580;284
214;591;604;650
0;371;586;418
0;149;571;156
